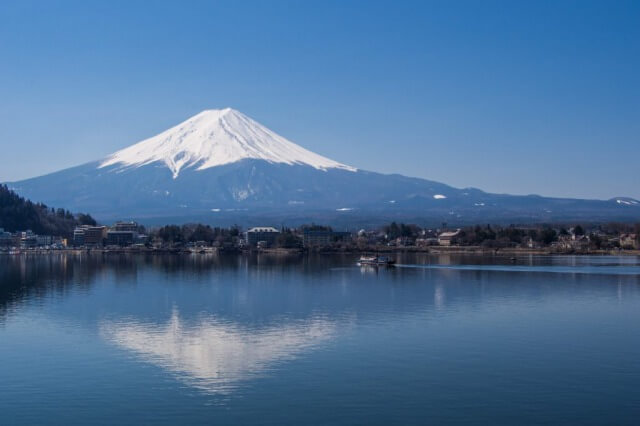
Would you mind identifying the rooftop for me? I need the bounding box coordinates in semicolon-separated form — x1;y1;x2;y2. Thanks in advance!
247;227;280;233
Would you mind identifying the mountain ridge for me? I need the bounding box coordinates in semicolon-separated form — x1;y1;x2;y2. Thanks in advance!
6;109;640;226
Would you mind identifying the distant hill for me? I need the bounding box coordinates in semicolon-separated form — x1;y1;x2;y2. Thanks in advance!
0;184;96;237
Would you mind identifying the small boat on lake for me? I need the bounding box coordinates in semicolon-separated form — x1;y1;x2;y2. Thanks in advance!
358;255;396;266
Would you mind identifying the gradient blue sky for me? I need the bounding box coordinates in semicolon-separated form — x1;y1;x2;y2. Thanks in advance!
1;0;638;199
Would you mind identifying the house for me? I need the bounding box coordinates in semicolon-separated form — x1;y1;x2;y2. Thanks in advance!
620;234;638;249
416;237;438;247
556;234;590;251
395;236;415;247
572;235;590;250
356;229;381;245
245;227;280;247
438;230;461;246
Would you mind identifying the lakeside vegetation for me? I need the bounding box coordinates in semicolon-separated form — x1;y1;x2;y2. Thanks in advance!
1;185;638;254
0;185;96;237
153;224;242;246
143;221;639;254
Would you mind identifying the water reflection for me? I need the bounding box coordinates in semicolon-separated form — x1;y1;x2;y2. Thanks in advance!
397;263;640;275
2;253;638;324
2;252;640;425
434;284;446;310
100;309;337;394
0;253;337;320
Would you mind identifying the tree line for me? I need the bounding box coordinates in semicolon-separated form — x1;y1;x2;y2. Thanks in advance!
382;221;640;248
0;185;96;237
152;223;241;245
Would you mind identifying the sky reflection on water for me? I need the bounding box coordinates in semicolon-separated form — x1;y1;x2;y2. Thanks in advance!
1;253;639;425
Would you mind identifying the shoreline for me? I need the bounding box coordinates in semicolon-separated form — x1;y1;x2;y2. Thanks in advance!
1;246;639;257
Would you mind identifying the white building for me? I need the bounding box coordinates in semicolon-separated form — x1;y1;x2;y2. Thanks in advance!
245;227;280;247
438;230;461;246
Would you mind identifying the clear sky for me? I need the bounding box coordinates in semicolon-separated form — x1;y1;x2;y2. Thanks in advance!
1;0;638;199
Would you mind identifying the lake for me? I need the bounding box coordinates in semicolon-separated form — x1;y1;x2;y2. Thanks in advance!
1;253;639;425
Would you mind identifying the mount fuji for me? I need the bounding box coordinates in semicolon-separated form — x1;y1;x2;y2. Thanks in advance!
99;108;356;179
6;108;639;226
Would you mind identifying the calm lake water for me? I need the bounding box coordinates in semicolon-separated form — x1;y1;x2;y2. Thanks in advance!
1;253;640;425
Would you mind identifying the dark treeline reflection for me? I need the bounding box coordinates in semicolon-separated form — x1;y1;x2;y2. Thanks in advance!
0;253;354;320
1;252;639;325
0;254;230;304
0;253;100;320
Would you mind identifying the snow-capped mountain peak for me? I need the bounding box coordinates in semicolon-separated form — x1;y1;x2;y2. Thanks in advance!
99;108;356;178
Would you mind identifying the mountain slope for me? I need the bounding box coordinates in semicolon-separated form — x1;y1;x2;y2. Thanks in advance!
100;108;355;178
6;109;640;225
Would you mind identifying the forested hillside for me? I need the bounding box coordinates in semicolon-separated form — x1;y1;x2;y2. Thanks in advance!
0;185;96;237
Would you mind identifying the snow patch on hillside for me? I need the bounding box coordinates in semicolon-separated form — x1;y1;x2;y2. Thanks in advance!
616;199;639;206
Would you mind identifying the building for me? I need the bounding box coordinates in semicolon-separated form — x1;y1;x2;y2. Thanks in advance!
302;230;351;247
106;231;135;246
245;227;280;247
11;233;22;247
19;230;37;249
416;237;438;247
113;221;139;233
36;235;53;246
106;221;139;247
438;230;461;246
84;226;107;246
620;234;638;249
556;234;590;251
395;236;414;247
73;226;90;246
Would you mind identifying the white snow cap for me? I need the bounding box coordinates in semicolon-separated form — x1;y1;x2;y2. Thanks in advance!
100;108;356;178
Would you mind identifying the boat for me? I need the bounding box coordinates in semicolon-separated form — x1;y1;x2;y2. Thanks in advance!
358;255;396;266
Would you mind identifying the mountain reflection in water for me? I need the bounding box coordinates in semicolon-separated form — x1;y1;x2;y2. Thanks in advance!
101;310;337;394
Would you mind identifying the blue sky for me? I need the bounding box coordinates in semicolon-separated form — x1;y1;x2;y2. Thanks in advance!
1;0;638;199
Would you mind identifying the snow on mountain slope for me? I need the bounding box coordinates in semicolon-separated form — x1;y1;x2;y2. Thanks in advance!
99;108;356;178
